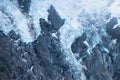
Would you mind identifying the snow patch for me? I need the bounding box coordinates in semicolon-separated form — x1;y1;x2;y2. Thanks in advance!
107;0;120;17
0;0;34;42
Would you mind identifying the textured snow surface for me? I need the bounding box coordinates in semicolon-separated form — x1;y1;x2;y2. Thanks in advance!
0;0;120;43
0;0;34;42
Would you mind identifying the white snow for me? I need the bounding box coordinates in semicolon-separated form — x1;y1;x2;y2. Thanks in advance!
0;0;34;42
51;32;58;38
29;0;51;38
0;0;119;43
107;0;120;17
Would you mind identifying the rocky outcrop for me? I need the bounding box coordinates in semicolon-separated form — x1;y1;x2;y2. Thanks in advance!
17;0;31;13
47;5;65;32
0;4;120;80
71;33;87;54
106;17;120;42
71;17;120;80
70;17;120;80
8;30;20;40
0;5;73;80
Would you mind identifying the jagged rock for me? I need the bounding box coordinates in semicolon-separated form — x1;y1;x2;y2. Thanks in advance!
17;0;31;13
8;30;20;40
0;31;10;80
47;5;65;32
106;17;120;41
0;5;68;80
40;5;65;33
39;18;52;33
0;30;44;80
82;44;113;80
71;32;87;54
1;3;120;80
112;26;120;42
113;54;120;80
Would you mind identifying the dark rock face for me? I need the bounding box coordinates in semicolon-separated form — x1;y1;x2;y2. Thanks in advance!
8;30;20;40
70;17;120;80
17;0;31;13
71;33;88;60
0;5;72;80
40;5;65;33
0;31;10;80
0;30;39;80
82;44;113;80
71;33;87;54
39;18;52;33
106;17;120;41
0;4;120;80
47;5;65;33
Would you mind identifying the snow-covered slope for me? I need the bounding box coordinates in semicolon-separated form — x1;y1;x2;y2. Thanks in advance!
0;0;119;43
0;0;35;42
0;0;120;80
